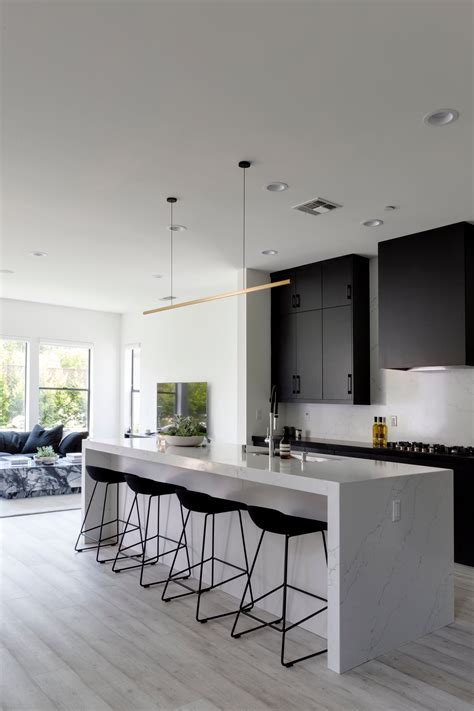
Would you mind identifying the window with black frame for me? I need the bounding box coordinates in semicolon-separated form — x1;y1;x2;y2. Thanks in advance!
0;338;28;430
130;346;140;433
39;343;90;431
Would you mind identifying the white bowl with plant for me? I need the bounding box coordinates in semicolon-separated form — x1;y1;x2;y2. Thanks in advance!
34;446;58;465
163;416;206;447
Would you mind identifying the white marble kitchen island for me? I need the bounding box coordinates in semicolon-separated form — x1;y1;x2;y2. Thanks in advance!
81;438;454;674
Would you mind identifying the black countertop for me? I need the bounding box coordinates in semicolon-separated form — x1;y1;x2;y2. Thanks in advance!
251;435;474;464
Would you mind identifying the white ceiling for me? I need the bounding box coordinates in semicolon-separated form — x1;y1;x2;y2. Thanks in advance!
1;0;472;313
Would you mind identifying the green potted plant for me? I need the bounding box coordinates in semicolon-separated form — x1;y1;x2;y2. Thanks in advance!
34;445;58;465
163;415;206;447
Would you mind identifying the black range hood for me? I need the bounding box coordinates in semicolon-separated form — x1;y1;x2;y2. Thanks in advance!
378;221;474;370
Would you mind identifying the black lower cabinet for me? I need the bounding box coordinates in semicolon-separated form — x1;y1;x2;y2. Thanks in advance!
251;435;472;566
322;306;352;401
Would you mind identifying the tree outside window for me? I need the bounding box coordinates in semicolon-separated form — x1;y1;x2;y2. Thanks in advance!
0;339;27;429
39;344;90;430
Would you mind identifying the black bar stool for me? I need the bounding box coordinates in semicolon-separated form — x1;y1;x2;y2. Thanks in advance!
112;473;191;587
160;489;254;624
231;505;328;668
75;465;138;564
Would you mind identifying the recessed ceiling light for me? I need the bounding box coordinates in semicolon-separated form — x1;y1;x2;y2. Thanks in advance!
152;273;163;279
160;295;175;301
423;109;459;126
361;219;383;227
167;224;187;232
29;251;48;257
384;205;398;212
0;269;14;274
266;182;289;192
262;249;278;255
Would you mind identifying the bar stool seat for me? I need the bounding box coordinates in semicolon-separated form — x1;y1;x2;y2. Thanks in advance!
177;489;245;515
160;489;254;624
232;505;328;668
75;465;137;564
247;505;327;537
112;474;191;587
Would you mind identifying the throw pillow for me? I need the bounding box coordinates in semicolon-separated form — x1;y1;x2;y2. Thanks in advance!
58;431;89;456
0;430;30;454
22;424;64;454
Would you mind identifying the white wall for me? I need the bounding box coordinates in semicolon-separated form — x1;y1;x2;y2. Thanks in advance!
0;298;121;438
281;258;474;444
121;270;273;444
121;286;240;442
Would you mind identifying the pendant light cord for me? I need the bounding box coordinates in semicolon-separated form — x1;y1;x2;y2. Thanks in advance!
242;165;246;290
170;201;174;303
239;160;250;290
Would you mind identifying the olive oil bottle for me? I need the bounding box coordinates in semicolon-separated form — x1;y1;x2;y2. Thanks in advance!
381;417;388;448
372;417;380;448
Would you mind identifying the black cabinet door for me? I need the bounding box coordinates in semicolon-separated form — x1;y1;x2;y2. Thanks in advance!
295;264;322;312
322;256;353;308
272;270;296;315
273;313;297;400
323;306;353;400
296;310;323;400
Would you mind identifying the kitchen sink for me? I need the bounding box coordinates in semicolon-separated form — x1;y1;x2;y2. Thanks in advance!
247;450;329;463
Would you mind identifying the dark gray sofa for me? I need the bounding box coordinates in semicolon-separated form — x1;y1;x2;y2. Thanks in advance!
0;425;89;459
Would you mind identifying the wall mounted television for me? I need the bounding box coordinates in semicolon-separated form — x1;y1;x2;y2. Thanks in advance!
156;382;208;432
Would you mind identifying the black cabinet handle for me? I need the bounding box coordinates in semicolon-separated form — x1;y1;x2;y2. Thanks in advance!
292;375;296;394
296;375;301;394
347;284;352;300
347;374;352;395
295;294;301;308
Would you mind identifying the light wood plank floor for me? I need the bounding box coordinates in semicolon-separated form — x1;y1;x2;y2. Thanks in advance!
0;510;472;711
0;494;81;519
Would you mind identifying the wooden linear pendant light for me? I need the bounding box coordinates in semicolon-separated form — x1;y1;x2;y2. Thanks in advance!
144;160;289;316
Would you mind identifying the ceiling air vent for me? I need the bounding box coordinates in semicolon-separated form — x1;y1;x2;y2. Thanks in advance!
293;197;342;216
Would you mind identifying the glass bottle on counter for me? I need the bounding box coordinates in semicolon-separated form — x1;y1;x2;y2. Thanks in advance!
279;426;291;459
381;417;388;448
372;417;380;448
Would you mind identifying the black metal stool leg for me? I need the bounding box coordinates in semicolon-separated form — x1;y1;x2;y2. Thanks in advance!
74;480;98;551
231;529;265;638
196;514;209;622
96;483;110;563
238;509;255;608
281;535;290;667
139;495;154;586
180;503;192;578
161;509;191;597
112;493;138;571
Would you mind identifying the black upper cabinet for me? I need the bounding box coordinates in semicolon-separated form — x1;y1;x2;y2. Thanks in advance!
272;264;322;313
296;310;323;400
322;256;353;308
379;222;474;369
271;254;370;404
295;264;322;311
272;270;296;315
272;313;296;400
